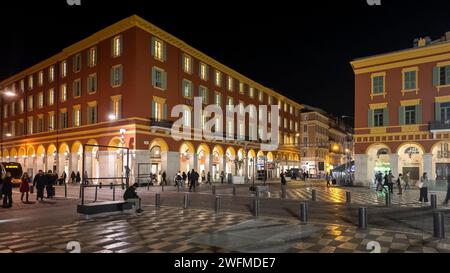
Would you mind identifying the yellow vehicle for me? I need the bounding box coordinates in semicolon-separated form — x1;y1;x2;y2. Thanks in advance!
1;162;23;186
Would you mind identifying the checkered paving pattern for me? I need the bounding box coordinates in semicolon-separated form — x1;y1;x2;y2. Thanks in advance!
0;206;448;253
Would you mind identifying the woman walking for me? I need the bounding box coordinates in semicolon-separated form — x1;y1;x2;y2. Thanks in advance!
20;172;31;203
418;172;429;203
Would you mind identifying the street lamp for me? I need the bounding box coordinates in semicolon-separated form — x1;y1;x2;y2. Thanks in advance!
108;113;117;121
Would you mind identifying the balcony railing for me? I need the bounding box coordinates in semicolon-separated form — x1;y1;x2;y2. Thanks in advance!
149;118;173;129
429;120;450;131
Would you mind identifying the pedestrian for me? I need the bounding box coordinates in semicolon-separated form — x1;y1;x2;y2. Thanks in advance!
281;172;287;186
76;171;81;183
46;170;56;199
418;172;429;203
175;171;182;187
60;171;67;185
83;171;89;185
206;171;212;185
388;171;394;194
403;171;410;191
70;171;76;183
123;183;143;213
220;171;225;184
396;174;403;195
326;172;331;187
2;172;13;208
201;170;206;183
182;171;187;187
20;172;31;203
162;171;167;186
189;169;198;192
443;175;450;205
33;170;45;201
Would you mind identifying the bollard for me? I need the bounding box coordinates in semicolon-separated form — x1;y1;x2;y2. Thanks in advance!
253;198;260;217
113;185;116;201
99;182;102;189
215;195;221;214
64;183;67;198
358;207;368;229
121;183;125;190
346;191;351;204
183;194;189;209
155;193;161;208
431;194;437;209
212;185;216;195
256;189;260;198
299;202;308;223
147;180;150;191
311;189;317;201
161;183;164;192
94;185;98;202
110;183;113;190
385;191;391;207
281;185;286;199
232;185;236;196
433;211;445;239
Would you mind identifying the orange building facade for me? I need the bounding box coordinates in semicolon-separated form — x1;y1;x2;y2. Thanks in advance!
351;34;450;186
0;15;304;183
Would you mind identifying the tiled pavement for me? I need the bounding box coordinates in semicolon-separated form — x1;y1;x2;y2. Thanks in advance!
0;206;449;253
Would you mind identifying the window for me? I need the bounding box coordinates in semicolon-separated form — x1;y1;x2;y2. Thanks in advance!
227;77;233;91
304;125;308;133
152;37;165;61
37;116;44;133
28;95;33;112
372;75;384;94
19;99;24;114
87;74;97;94
199;86;209;104
284;118;287;129
199;63;208;81
11;102;15;117
73;79;81;98
27;117;33;135
227;96;234;106
151;100;167;121
28;75;33;90
259;90;264;102
10;121;15;137
215;70;222;87
290;120;293;130
152;67;167;90
60;110;68;129
290;105;293;115
214;92;222;106
403;70;417;90
20;79;25;93
38;92;44;109
268;96;273;105
60;84;67;102
111;65;123;87
183;54;192;74
433;65;450;86
112;35;122;57
183;108;191;127
73;106;81;127
284;103;288;112
405;106;416;125
249;87;255;98
110;96;122;120
440;102;450;122
73;54;82;72
48;89;55;106
239;82;245;94
3;104;7;119
48;112;55;130
182;79;193;98
61;60;67;78
374;109;384;127
49;66;55;82
38;71;44;86
295;122;298;131
87;46;97;67
87;102;98;124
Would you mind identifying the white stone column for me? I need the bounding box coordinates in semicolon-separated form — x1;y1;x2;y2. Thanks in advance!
162;151;180;181
84;153;93;179
208;154;213;175
222;155;226;175
193;153;198;172
424;153;433;181
354;154;370;187
389;154;399;177
71;154;79;174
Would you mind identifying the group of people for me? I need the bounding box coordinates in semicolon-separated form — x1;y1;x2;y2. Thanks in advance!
374;171;434;202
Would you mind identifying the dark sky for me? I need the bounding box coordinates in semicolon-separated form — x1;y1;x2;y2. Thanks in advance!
2;0;450;119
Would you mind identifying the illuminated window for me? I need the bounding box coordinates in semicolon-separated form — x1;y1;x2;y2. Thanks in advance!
37;116;44;133
11;102;15;117
214;91;222;106
60;110;68;129
183;54;192;74
249;87;255;98
28;75;33;90
28;95;33;112
87;74;97;94
152;66;167;90
284;103;288;112
268;96;273;105
73;79;81;98
110;96;122;120
87;102;98;124
3;104;7;119
227;96;234;106
61;60;67;78
152;38;165;61
19;99;24;114
182;79;193;98
10;121;15;136
38;71;44;86
239;82;245;94
20;79;25;92
258;90;264;102
38;92;44;109
49;66;55;82
111;65;123;87
151;100;167;121
290;105;293;115
48;112;55;130
228;77;233;92
73;54;82;72
48;89;55;106
215;70;222;87
199;86;209;104
112;35;122;57
27;117;33;135
88;46;97;67
199;63;208;81
60;84;67;102
183;108;191;127
73;106;81;127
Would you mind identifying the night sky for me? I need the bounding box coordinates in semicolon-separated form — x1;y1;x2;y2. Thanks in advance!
2;0;450;121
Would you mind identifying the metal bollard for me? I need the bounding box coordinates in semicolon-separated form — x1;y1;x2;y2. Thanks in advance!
311;189;317;201
232;185;236;196
94;185;98;202
215;195;221;214
385;191;391;207
346;191;351;203
113;185;116;201
155;193;161;208
253;198;260;217
99;182;102;189
431;194;437;209
299;202;308;223
110;183;113;190
212;185;216;195
281;185;286;199
358;207;368;229
64;183;67;198
433;211;445;239
183;194;189;209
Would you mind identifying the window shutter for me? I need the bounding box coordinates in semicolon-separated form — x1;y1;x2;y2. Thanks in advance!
398;106;405;125
368;109;373;127
151;37;155;57
162;71;167;90
163;104;168;120
163;42;167;62
416;104;422;124
110;68;114;86
435;102;441;121
151;101;156;119
151;67;156;87
119;67;123;85
383;108;389;126
433;67;440;86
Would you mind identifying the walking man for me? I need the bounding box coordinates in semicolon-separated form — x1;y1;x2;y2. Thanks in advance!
326;172;331;188
189;169;199;192
220;171;225;184
162;171;167;186
33;170;46;201
2;172;13;208
206;171;212;185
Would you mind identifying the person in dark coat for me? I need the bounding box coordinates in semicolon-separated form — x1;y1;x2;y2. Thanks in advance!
46;170;56;199
75;171;81;183
206;171;212;185
162;171;167;186
281;172;287;185
2;172;13;208
443;175;450;205
220;171;225;184
20;172;31;203
33;170;46;201
70;171;76;183
123;183;143;213
189;169;199;192
182;172;187;187
187;171;191;187
326;172;331;187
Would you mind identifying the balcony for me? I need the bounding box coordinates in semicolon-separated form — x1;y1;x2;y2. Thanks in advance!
149;118;173;132
429;120;450;131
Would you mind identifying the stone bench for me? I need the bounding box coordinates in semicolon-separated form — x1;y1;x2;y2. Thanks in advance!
77;201;133;215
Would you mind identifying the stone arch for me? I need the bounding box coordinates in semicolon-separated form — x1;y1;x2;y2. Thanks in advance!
149;138;169;153
85;139;99;153
47;144;57;155
71;141;83;154
27;146;35;157
59;143;70;155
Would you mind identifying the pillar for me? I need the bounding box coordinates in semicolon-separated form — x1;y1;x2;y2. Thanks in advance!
389;154;399;176
162;151;180;181
193;153;198;171
71;154;79;174
424;153;433;180
355;154;370;187
222;155;227;174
